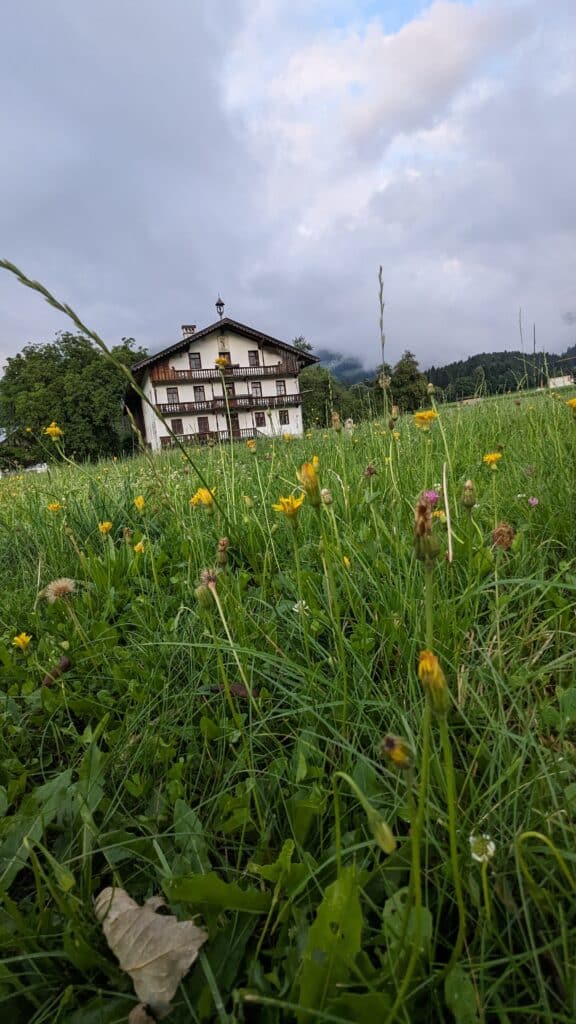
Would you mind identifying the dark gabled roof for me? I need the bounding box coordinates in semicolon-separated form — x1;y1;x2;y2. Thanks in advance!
132;317;318;373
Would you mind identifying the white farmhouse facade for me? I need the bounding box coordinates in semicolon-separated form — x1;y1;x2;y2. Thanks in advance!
130;310;317;450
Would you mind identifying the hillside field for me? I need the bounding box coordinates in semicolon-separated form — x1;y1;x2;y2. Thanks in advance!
1;393;575;1024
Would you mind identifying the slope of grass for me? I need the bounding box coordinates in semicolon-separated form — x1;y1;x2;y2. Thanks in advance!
0;393;575;1023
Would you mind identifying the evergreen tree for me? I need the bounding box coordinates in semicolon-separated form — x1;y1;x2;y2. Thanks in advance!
390;351;428;411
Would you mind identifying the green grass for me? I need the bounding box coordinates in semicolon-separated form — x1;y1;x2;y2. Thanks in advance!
0;393;575;1024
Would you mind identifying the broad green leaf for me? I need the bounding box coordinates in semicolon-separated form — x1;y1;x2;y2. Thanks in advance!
0;769;73;890
296;866;363;1021
330;991;392;1021
173;799;211;874
445;964;479;1024
163;872;272;914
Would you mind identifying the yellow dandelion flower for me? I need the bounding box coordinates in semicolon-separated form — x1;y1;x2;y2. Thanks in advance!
133;541;145;554
483;452;502;468
47;502;64;512
43;421;63;439
381;734;412;769
414;410;438;431
134;494;145;511
433;509;447;522
297;458;321;507
190;487;216;508
283;432;293;441
98;521;113;534
271;493;305;519
343;555;351;569
246;439;256;450
392;431;400;440
418;649;449;715
12;632;32;651
566;397;576;410
214;355;229;368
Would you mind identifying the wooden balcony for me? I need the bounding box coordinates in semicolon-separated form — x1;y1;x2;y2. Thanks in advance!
151;360;299;384
156;393;301;416
160;427;260;448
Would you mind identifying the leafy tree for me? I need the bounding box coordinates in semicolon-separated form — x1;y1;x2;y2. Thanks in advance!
0;332;146;466
390;351;428;412
292;335;314;353
299;365;376;427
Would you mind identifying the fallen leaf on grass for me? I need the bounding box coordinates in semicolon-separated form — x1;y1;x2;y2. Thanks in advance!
95;887;207;1019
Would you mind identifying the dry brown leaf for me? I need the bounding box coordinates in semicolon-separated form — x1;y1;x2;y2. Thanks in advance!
128;1005;156;1024
95;887;207;1019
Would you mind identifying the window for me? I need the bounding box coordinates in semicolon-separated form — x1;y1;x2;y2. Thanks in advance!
189;352;202;369
197;416;210;434
251;381;262;397
171;418;183;435
248;350;260;367
225;382;235;398
255;411;266;427
276;380;286;396
279;410;289;426
167;387;179;404
193;386;206;402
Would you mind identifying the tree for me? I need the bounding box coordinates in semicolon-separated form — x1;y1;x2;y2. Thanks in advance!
390;351;428;412
292;335;314;353
0;332;146;466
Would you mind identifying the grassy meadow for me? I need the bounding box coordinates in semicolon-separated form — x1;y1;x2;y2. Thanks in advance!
1;393;575;1023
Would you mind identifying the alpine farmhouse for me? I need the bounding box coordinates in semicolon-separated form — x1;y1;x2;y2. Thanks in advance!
130;303;318;450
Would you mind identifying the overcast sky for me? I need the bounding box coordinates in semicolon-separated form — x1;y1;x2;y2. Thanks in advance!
1;0;575;371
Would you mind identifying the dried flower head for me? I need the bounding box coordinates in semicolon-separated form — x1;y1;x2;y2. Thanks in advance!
43;578;76;603
363;464;377;478
414;493;440;565
320;487;333;506
462;479;476;510
331;411;342;432
492;522;516;550
199;567;219;589
216;536;230;566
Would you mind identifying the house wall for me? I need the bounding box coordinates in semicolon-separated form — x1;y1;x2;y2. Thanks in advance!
142;326;305;449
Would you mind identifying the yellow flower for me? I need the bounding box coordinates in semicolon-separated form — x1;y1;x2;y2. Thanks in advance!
418;649;449;715
283;432;293;441
483;452;502;468
414;410;438;431
392;431;400;440
566;397;576;411
381;734;412;770
343;556;351;569
25;426;33;433
272;493;305;519
133;541;145;554
215;355;229;368
246;439;256;450
12;632;32;651
297;458;321;507
189;485;214;505
433;509;446;522
98;521;113;534
134;494;145;511
43;421;63;439
47;502;64;512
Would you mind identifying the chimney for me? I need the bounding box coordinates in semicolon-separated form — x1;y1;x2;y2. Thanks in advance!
181;324;196;338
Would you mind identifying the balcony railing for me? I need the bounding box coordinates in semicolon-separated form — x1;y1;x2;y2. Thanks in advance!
160;427;260;447
156;393;301;416
151;360;299;383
